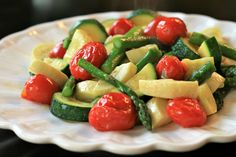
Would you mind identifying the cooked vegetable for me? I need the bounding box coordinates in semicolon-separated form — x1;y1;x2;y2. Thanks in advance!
127;9;156;26
144;16;164;37
139;79;199;99
108;18;133;35
156;55;186;80
50;92;93;121
62;76;76;97
181;57;214;79
64;29;93;63
28;60;68;89
171;38;200;60
198;37;222;71
146;97;171;129
21;74;60;104
205;72;225;93
187;61;216;84
189;32;236;60
155;16;187;45
49;41;66;58
43;58;70;76
197;83;217;115
221;65;236;77
31;43;54;62
126;63;157;96
69;19;108;43
89;93;137;131
101;19;116;32
136;48;161;71
224;77;236;88
125;44;160;64
78;58;152;130
166;98;206;127
69;41;107;80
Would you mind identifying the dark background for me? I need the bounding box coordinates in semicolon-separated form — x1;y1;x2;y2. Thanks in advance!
1;0;236;156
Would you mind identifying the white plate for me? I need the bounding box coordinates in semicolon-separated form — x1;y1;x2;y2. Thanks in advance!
1;11;236;155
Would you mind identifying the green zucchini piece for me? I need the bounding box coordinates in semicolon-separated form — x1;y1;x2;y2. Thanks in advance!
62;76;76;97
126;44;160;64
78;58;152;130
189;32;236;60
136;48;161;71
50;92;93;121
171;38;200;60
43;58;70;76
63;37;71;49
127;9;156;26
64;29;93;63
198;37;222;71
101;18;116;33
187;61;216;84
69;19;108;43
213;90;224;111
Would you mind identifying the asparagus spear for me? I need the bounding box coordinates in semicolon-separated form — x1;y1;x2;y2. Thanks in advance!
78;58;152;130
62;76;76;97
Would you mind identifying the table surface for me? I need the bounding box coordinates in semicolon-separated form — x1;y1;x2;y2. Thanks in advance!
1;0;236;156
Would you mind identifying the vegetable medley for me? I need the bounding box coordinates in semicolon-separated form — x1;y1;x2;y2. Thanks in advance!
21;9;236;131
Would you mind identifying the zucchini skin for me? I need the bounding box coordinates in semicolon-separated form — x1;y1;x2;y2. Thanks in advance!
171;38;200;60
50;93;92;122
187;62;216;84
189;32;236;60
224;77;236;88
221;65;236;77
213;87;231;111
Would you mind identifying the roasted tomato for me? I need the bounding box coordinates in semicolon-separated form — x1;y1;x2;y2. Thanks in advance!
155;16;187;45
69;41;107;80
21;74;60;104
108;18;133;35
166;98;207;127
89;92;137;131
156;55;186;80
49;41;66;58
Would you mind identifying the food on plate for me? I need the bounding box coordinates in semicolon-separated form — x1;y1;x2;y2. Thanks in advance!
21;9;236;131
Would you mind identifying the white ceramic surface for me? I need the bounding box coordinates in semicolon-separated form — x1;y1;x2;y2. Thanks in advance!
0;11;236;155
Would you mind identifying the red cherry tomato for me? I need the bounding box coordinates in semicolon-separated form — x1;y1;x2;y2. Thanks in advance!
49;41;66;58
155;17;187;45
108;18;133;35
144;16;165;36
166;98;207;127
156;55;186;80
69;42;107;80
89;92;137;131
21;74;60;104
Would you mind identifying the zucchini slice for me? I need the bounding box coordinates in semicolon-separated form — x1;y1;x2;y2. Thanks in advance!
43;57;70;76
187;61;216;84
198;37;222;71
69;19;108;43
126;63;157;96
197;83;217;115
50;92;93;121
101;18;116;33
205;72;225;93
171;38;200;60
28;60;68;89
127;9;156;26
147;97;171;129
64;29;93;63
31;43;54;62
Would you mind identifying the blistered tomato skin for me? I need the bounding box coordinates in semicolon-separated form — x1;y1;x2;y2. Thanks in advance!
166;98;207;127
155;17;187;45
69;42;107;80
156;55;186;80
108;18;133;35
89;93;137;131
49;41;66;58
144;16;165;37
21;74;60;104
